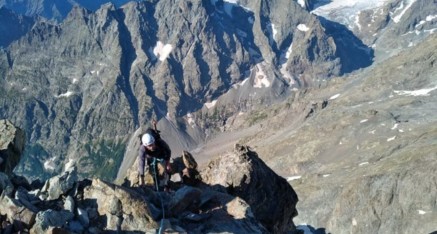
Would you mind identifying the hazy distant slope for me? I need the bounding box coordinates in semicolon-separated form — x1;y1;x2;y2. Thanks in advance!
195;34;437;234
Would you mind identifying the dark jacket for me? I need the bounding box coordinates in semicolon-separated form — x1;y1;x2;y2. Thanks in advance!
138;139;171;176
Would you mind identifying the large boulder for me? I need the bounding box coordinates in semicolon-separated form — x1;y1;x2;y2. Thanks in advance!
40;167;78;200
30;209;74;234
0;119;25;176
186;188;269;233
0;194;37;230
83;179;159;232
201;144;299;233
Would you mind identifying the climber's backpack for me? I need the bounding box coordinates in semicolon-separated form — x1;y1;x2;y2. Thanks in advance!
145;128;161;141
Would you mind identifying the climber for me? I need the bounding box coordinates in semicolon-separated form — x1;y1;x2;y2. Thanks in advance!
138;121;172;191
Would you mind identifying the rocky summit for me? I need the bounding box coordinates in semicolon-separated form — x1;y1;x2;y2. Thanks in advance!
0;121;298;233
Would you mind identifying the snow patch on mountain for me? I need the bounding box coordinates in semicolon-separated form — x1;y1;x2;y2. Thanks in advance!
329;93;341;100
233;77;250;89
186;113;196;128
297;24;309;32
424;28;437;34
418;210;427;215
271;23;278;41
391;0;416;23
205;100;218;109
394;86;437;96
64;159;75;171
287;175;302;181
44;158;57;171
151;41;173;61
311;0;389;28
297;0;306;9
253;63;271;88
90;70;100;76
56;91;74;98
415;15;437;28
387;136;396;142
266;22;278;45
278;42;295;85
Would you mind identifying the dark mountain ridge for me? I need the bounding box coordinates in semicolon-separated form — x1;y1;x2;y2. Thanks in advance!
0;0;372;180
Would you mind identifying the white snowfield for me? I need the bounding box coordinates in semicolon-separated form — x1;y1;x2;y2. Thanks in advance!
311;0;389;16
311;0;418;28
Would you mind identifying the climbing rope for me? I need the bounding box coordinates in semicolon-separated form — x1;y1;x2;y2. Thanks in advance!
151;157;166;234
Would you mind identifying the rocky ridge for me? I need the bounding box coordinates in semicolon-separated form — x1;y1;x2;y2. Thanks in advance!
0;120;299;233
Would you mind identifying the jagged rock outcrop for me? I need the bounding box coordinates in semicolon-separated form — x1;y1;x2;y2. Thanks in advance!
0;121;297;234
0;119;25;176
201;144;299;233
40;167;78;200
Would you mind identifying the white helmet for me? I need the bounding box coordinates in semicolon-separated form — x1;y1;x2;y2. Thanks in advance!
142;133;155;146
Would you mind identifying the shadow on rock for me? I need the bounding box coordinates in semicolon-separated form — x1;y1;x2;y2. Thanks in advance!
297;224;329;234
318;16;374;74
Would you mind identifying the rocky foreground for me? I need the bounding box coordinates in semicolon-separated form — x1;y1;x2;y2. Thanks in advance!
0;120;299;233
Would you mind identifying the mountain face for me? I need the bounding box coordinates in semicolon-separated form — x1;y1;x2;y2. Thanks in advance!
194;33;437;234
310;0;437;60
284;34;437;234
0;0;372;180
